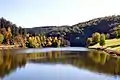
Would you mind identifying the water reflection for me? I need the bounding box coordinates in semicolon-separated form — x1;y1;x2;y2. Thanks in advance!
88;50;120;76
0;50;26;78
28;50;120;76
0;49;120;79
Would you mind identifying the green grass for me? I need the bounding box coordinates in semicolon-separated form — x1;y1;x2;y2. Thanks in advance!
89;38;120;51
112;46;120;51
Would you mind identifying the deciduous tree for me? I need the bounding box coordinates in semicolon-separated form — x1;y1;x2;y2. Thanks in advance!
99;34;105;46
92;32;100;44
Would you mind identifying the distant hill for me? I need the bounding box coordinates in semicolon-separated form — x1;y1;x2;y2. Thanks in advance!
25;15;120;46
24;26;56;34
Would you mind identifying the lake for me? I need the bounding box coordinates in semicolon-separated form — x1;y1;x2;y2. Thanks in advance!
0;47;120;80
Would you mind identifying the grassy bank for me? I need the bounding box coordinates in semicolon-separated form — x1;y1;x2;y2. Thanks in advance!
89;39;120;51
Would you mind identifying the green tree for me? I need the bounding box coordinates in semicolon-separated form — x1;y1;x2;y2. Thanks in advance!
113;31;118;38
11;24;16;38
18;26;22;35
86;38;92;47
99;34;105;46
105;33;110;39
51;37;58;47
0;34;4;44
92;32;100;44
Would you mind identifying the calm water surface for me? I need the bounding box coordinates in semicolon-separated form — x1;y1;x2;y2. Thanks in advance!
0;47;120;80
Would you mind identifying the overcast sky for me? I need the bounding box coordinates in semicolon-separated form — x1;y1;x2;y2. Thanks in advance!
0;0;120;28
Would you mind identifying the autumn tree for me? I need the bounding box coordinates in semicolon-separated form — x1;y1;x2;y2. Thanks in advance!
26;36;41;48
46;39;52;47
1;28;7;44
92;32;100;44
13;34;25;47
5;27;12;45
57;39;61;47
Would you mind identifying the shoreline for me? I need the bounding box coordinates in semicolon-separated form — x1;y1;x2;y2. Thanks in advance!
0;45;21;49
1;45;120;57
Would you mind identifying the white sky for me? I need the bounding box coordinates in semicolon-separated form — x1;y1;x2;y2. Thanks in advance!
0;0;120;28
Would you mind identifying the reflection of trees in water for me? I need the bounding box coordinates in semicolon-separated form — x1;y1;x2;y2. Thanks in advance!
26;51;85;60
0;50;26;78
1;50;120;78
29;50;120;76
88;50;110;65
88;50;120;75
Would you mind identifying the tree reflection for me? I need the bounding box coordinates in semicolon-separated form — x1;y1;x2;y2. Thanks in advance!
88;50;110;65
0;50;26;78
0;49;120;78
28;50;120;76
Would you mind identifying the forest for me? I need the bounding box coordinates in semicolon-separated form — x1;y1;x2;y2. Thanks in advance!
0;15;120;48
0;17;70;48
25;15;120;47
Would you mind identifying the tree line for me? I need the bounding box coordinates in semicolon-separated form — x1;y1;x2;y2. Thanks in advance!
1;16;120;48
0;18;70;48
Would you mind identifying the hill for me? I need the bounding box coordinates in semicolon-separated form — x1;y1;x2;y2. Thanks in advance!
25;15;120;46
1;15;120;47
0;17;26;36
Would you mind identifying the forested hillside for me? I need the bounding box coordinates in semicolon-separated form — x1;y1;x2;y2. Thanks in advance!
0;18;70;48
0;15;120;47
25;15;120;46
